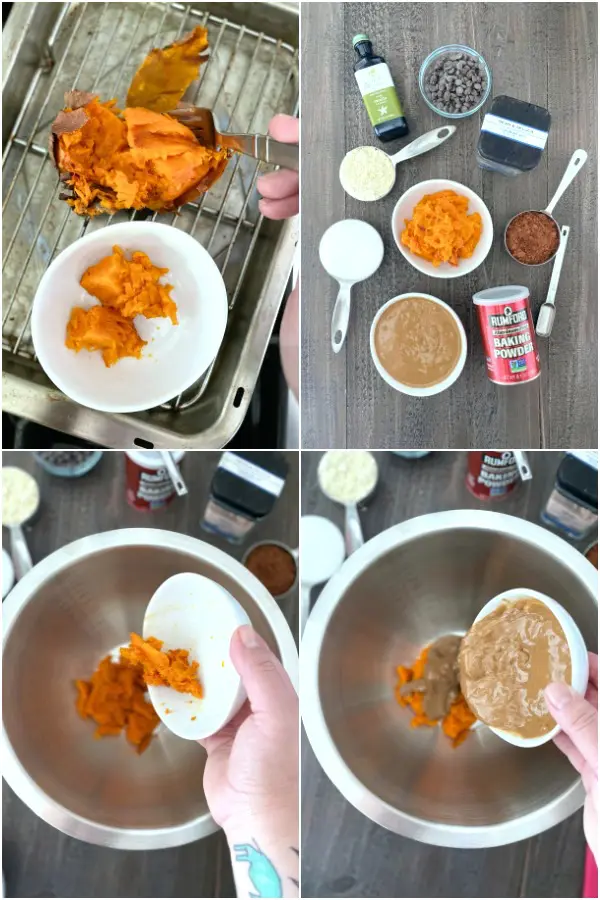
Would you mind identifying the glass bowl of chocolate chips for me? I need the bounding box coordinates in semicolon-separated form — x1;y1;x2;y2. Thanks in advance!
419;44;491;119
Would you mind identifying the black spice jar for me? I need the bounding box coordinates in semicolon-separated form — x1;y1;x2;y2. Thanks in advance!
477;95;551;176
201;451;289;543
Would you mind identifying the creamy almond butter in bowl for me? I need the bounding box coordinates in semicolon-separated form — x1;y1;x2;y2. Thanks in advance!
460;587;589;748
369;292;467;396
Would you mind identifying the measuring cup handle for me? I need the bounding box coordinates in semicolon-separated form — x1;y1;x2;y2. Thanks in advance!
389;125;456;165
345;504;364;555
546;149;587;216
11;525;32;580
331;283;352;353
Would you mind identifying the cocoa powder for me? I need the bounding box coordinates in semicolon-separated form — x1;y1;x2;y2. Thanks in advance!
245;543;297;597
506;211;560;265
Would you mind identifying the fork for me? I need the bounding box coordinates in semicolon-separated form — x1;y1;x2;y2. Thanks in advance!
169;106;299;171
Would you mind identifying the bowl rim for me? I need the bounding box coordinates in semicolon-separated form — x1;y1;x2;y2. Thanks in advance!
391;178;494;278
470;587;590;748
31;221;228;413
418;43;492;119
301;510;596;848
369;292;467;396
2;528;298;850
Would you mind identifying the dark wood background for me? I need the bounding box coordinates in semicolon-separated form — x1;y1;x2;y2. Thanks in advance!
2;450;298;899
300;450;596;898
300;2;598;449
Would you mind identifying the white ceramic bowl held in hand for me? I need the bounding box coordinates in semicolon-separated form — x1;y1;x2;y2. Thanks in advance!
471;587;589;748
31;222;228;413
143;572;250;740
392;178;493;278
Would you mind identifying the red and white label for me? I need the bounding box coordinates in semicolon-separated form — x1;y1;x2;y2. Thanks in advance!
466;451;520;500
125;456;177;512
475;294;540;385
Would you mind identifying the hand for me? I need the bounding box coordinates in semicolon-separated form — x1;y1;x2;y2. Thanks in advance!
257;114;299;219
256;113;299;399
200;624;299;834
545;652;598;861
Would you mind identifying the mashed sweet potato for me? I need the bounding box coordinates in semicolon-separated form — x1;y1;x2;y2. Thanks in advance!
50;26;228;217
65;305;146;368
66;245;177;367
401;190;482;267
75;655;160;754
75;633;203;754
121;633;203;699
81;245;177;325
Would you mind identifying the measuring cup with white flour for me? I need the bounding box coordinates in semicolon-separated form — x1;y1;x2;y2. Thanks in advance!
317;451;379;555
339;126;456;202
2;467;40;579
319;220;384;353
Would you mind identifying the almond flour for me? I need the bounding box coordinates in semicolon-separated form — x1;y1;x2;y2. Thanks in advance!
339;145;395;201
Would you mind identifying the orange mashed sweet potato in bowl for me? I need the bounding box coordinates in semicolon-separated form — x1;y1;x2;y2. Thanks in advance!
392;179;493;278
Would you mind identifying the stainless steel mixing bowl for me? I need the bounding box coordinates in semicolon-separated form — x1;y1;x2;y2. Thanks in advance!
301;511;597;848
2;529;298;849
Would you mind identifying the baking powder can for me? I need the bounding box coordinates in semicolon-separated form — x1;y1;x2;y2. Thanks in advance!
473;285;540;385
466;451;520;500
125;451;185;512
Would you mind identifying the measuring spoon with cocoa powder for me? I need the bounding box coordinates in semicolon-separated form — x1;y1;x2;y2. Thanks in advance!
504;149;586;266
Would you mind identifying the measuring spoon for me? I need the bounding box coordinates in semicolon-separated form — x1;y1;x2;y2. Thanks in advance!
536;225;570;337
339;126;456;201
505;149;586;266
300;515;345;636
320;220;384;353
2;468;39;580
317;451;378;555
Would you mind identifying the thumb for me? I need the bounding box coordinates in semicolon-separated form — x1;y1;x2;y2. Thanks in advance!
545;682;598;774
230;625;296;718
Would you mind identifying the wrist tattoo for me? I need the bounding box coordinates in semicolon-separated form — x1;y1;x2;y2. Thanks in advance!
232;839;298;898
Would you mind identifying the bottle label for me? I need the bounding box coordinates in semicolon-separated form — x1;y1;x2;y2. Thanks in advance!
355;63;403;125
481;113;548;149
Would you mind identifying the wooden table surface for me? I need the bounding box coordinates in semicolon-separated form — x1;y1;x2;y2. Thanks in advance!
300;2;598;449
2;450;298;899
300;450;596;898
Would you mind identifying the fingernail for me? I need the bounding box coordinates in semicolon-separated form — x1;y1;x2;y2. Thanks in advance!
545;682;573;709
238;624;259;648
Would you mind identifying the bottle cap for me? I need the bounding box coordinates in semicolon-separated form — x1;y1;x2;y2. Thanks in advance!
352;34;370;47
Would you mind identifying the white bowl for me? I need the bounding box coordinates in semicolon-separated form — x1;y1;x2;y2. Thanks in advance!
143;572;251;741
369;292;467;396
470;587;589;748
31;222;228;413
391;178;493;278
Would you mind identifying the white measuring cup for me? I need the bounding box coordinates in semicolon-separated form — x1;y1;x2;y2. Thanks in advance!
319;220;384;353
142;572;250;740
505;149;586;266
536;225;570;337
339;125;456;201
300;515;345;636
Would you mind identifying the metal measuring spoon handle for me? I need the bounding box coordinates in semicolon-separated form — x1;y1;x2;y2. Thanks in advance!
10;524;33;580
536;225;570;337
344;502;364;555
388;126;456;166
545;150;587;217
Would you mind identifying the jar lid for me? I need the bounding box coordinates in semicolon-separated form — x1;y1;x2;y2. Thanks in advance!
556;454;598;512
125;450;185;468
212;452;288;519
473;285;529;306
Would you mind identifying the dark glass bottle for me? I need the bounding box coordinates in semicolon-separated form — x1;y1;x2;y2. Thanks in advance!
353;34;409;142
